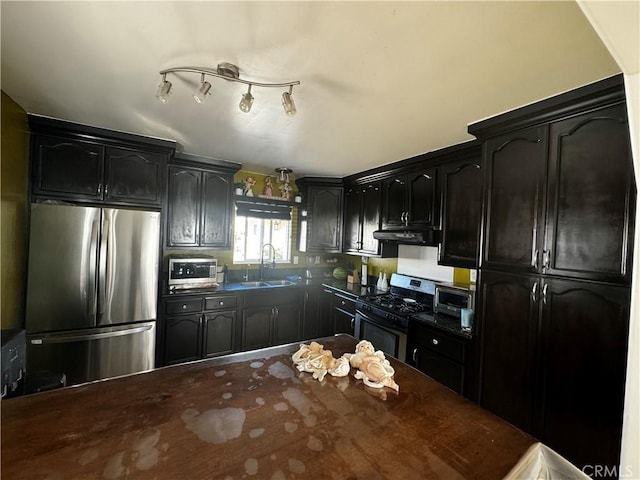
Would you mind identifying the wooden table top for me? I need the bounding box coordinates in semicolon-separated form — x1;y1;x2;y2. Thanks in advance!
1;335;534;479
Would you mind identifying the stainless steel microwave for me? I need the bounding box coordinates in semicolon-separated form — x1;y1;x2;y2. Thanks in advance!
168;256;217;291
434;283;475;318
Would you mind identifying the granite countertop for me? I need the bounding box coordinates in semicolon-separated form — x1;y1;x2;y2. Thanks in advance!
1;335;535;479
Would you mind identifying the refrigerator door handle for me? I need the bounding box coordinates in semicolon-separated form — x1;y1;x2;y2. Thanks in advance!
88;218;100;321
29;324;154;344
98;212;110;321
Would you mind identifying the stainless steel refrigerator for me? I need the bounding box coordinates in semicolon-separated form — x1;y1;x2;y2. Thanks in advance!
25;203;160;387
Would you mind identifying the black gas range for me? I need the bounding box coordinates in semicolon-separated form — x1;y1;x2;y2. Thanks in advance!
354;273;437;361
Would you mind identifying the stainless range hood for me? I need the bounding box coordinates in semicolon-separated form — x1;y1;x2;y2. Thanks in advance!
372;228;440;246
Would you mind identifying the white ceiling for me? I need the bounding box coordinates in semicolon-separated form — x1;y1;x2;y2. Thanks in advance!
1;1;620;178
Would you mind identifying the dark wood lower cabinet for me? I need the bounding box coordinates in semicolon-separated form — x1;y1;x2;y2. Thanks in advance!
302;286;332;340
164;314;201;365
203;311;235;357
478;270;630;474
240;289;302;351
163;294;237;366
409;323;468;395
538;278;629;473
332;292;356;335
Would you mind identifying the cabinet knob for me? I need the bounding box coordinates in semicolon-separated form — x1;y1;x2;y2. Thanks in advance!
412;347;419;363
341;300;346;306
432;338;439;346
219;301;224;306
182;304;188;310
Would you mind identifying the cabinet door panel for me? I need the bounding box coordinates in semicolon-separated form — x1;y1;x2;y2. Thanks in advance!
302;289;321;340
201;172;232;248
483;127;547;272
164;314;201;365
440;159;482;267
360;184;382;255
241;307;272;351
539;278;629;471
408;169;437;226
32;136;103;200
307;187;343;252
478;271;539;432
382;176;406;227
411;346;464;394
333;309;354;335
272;303;301;346
105;147;163;205
167;167;201;247
545;105;634;283
204;311;235;357
342;187;361;253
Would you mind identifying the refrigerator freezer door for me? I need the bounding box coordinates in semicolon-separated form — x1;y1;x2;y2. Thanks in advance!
26;322;155;386
98;208;160;326
26;203;100;333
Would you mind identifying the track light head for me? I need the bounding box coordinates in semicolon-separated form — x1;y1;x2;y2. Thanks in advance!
193;74;212;104
156;75;172;103
239;85;254;113
282;86;296;116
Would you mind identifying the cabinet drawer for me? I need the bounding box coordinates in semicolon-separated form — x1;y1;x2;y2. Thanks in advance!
205;295;237;311
333;293;356;315
413;326;465;363
165;298;203;315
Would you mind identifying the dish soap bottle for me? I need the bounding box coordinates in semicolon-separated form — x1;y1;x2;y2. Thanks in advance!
377;272;383;291
381;272;389;292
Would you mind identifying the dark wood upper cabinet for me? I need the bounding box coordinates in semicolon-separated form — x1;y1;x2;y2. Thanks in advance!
482;126;548;273
201;171;233;247
104;146;164;205
480;103;634;284
343;182;397;257
167;166;201;246
544;104;635;283
166;157;239;249
381;167;437;228
31;136;104;200
29;115;174;207
438;152;483;268
296;178;343;253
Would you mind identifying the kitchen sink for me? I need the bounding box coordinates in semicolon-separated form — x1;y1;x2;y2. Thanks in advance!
240;281;269;287
266;280;295;286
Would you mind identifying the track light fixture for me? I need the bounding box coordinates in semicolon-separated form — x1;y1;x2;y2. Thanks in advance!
156;74;172;103
157;62;300;115
193;73;212;104
275;167;293;184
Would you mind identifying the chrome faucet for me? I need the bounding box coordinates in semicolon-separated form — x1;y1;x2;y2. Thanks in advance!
243;264;251;282
259;243;277;280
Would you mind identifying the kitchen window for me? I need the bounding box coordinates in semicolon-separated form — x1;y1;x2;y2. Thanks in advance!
233;215;291;263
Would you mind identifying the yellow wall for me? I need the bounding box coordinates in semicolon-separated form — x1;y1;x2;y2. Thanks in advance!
1;92;30;329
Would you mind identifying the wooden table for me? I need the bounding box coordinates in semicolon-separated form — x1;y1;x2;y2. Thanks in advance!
1;335;535;479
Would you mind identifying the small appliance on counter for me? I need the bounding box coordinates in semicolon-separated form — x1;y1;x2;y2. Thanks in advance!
168;255;218;292
433;282;475;319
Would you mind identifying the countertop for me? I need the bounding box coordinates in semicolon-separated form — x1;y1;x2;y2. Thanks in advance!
1;335;535;479
164;279;374;297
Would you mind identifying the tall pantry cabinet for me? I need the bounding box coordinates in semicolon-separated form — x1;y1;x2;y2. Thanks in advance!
469;74;635;474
